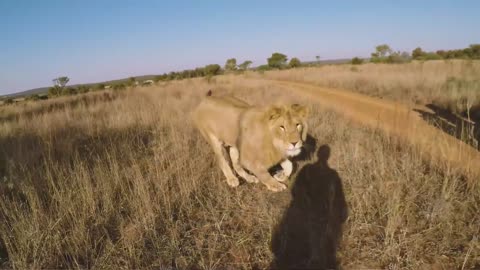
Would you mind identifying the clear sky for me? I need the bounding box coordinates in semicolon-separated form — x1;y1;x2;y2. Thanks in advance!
0;0;479;95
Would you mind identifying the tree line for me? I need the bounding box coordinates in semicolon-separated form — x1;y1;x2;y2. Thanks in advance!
2;43;479;104
351;43;480;65
37;54;304;99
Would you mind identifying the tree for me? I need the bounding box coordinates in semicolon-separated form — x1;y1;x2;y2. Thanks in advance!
386;51;411;63
412;47;426;60
371;44;393;63
50;76;70;97
48;86;62;97
53;76;70;88
267;52;288;69
375;44;392;58
225;58;237;71
128;77;136;87
238;60;253;71
351;57;364;65
289;57;301;68
204;64;221;76
470;44;480;59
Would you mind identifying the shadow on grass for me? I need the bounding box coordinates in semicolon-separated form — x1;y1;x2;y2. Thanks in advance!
271;144;348;269
414;104;480;150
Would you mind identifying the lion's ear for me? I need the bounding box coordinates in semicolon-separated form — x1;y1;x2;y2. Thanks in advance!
267;106;284;120
291;104;309;118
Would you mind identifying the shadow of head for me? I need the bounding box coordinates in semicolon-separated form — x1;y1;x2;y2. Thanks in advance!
293;134;317;162
271;144;348;270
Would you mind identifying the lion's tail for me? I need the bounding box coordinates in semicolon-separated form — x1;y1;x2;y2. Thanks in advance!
206;89;212;97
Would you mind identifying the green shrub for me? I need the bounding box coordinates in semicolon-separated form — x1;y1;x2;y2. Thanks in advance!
3;98;14;105
351;57;364;65
289;58;301;68
267;52;288;69
204;64;222;76
113;84;126;91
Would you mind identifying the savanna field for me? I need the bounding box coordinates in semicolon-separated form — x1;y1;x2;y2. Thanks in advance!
1;61;480;269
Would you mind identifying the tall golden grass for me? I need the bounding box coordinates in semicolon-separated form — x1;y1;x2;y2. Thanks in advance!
258;60;480;113
0;70;479;268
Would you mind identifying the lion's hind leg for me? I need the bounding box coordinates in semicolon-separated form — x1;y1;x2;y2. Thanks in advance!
229;147;259;183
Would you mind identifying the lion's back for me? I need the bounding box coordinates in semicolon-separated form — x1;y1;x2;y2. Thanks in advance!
192;95;251;146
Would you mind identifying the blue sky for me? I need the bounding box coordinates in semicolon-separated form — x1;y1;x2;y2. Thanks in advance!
0;0;479;94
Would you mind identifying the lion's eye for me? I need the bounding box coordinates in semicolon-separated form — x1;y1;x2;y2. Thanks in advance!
296;123;302;130
279;125;285;131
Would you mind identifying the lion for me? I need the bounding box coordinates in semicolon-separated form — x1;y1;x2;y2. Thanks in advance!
192;91;308;192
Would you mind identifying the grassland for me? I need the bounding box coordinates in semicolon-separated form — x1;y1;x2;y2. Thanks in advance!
261;60;480;114
1;63;479;269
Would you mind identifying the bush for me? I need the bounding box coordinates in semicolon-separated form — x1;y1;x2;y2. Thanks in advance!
204;64;221;76
113;84;126;91
62;87;78;96
289;58;301;68
386;52;411;64
26;94;41;101
238;60;252;71
412;47;426;60
267;52;288;69
256;65;271;72
3;98;14;105
78;85;90;94
423;53;443;60
96;84;105;91
351;57;364;65
224;58;237;71
48;86;62;97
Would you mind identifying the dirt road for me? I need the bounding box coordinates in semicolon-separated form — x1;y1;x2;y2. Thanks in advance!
272;79;480;183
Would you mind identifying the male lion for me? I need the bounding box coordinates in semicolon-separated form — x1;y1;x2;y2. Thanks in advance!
192;91;308;192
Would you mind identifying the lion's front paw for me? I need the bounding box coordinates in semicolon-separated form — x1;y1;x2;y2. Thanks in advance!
226;176;240;187
244;174;259;183
266;181;287;192
273;171;288;182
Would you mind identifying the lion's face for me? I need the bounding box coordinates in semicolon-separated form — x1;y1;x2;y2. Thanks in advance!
267;104;308;157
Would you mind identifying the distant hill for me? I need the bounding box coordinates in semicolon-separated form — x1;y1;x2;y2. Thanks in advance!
5;86;51;98
2;75;157;98
2;58;353;98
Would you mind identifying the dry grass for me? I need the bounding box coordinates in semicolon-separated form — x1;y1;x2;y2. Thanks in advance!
1;74;479;269
256;60;480;114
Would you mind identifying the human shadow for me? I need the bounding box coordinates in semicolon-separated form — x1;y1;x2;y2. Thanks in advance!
271;145;348;269
414;104;480;150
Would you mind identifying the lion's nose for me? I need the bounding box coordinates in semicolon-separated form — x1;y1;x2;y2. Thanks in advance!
290;141;298;146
